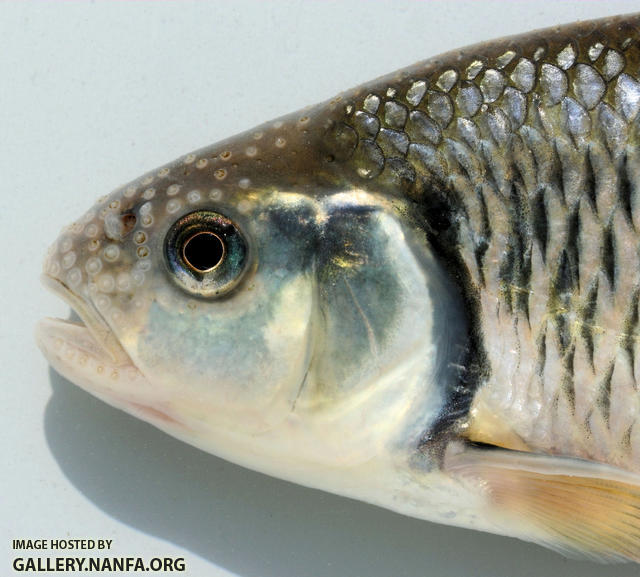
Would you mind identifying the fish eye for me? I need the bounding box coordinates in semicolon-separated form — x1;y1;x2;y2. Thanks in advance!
164;210;248;297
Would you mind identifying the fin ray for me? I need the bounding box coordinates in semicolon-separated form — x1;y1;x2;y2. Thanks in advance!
447;447;640;562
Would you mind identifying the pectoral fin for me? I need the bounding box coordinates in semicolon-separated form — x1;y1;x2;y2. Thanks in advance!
446;446;640;562
463;396;530;452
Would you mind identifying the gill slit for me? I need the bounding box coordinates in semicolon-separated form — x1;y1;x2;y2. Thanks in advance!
291;262;320;412
343;276;380;362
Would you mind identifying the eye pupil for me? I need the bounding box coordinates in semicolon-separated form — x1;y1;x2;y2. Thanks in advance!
182;232;225;272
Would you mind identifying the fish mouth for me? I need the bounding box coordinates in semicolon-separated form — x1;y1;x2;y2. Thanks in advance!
36;274;186;429
36;273;145;408
37;274;131;366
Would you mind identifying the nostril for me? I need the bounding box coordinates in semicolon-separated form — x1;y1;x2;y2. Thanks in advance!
121;213;137;235
104;211;137;240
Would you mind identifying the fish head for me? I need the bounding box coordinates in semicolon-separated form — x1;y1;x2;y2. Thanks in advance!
37;110;464;489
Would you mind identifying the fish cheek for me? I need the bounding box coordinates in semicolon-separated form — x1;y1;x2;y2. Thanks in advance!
133;267;316;426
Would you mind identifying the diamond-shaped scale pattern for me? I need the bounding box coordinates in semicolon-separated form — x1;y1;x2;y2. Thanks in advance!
324;15;640;470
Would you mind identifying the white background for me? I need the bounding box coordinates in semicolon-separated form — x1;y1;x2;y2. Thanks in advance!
3;2;640;576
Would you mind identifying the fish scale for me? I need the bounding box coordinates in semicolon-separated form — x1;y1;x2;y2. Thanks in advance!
320;13;640;472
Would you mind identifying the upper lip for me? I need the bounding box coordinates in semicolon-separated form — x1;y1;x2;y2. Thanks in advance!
40;274;131;366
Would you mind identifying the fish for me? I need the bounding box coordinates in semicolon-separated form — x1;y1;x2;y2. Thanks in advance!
37;13;640;562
